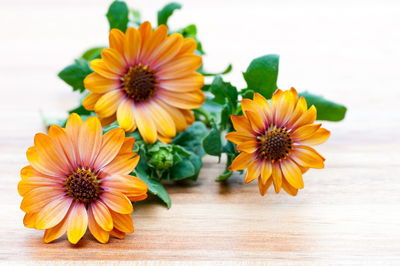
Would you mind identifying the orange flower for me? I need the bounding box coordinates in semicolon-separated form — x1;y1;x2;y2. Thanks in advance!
83;21;205;144
18;113;148;244
226;88;330;196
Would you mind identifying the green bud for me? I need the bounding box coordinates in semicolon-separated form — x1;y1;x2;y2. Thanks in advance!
151;149;174;170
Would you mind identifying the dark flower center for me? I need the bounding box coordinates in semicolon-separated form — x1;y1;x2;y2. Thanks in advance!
122;64;158;102
65;169;102;204
258;128;293;162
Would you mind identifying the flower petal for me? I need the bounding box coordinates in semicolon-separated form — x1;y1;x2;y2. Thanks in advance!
177;37;197;55
90;59;120;80
244;159;262;183
101;191;133;214
109;28;125;55
145;101;176;138
140;24;168;63
119;137;136;155
229;152;256;171
291;105;317;130
280;159;304;189
159;72;204;92
26;146;63;178
101;48;127;75
110;228;126;239
124;27;142;66
225;131;253;145
84;72;121;94
67;202;88;244
271;162;283;193
282;177;299;196
133;103;157;144
117;98;136;132
88;207;109;244
102;153;140;176
258;176;273;196
92;128;125;170
230;115;254;134
157;89;205;109
261;160;272;185
78;116;102;168
36;197;73;230
44;212;69;243
157;54;202;80
20;187;63;214
152;98;187;132
149;33;183;68
291;145;325;169
94;90;124;118
236;140;258;153
48;125;77;170
296;128;330;146
110;210;134;233
90;200;113;232
245;110;265;134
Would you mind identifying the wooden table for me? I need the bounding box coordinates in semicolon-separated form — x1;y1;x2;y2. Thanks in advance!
1;0;399;263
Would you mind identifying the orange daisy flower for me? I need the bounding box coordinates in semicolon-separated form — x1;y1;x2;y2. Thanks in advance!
226;88;330;196
18;114;148;244
83;21;205;144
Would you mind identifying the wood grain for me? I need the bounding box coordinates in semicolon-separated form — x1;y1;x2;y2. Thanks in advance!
0;0;399;263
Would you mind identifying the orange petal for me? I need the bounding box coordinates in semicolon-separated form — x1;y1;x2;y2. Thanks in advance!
102;175;148;197
23;212;38;229
84;72;121;94
258;176;273;196
93;128;125;170
287;97;308;129
157;89;205;109
280;159;304;189
177;37;197;55
145;101;176;138
282;177;298;196
230;115;254;134
67;203;88;244
18;174;60;197
20;187;63;214
101;191;133;214
101;48;127;74
157;54;202;80
291;124;321;140
291;105;317;130
149;33;183;68
34;133;71;175
245;110;266;134
44;212;69;243
78;116;102;168
35;197;73;230
124;27;142;66
26;146;63;178
244;159;262;183
117;97;136;133
296;128;330;146
133;103;157;144
271;162;283;193
241;98;267;123
253;93;272;123
90;59;120;79
48;125;77;169
181;109;195;125
110;210;134;233
159;72;204;92
138;21;153;47
65;113;83;164
229;152;256;171
110;228;126;239
88;207;110;244
291;145;325;169
140;24;168;63
99;114;117;127
94;90;124;118
153;98;187;132
236;140;258;153
119;137;136;155
102;153;140;176
90;200;113;231
82;92;102;111
225;131;253;145
109;28;125;55
261;160;272;184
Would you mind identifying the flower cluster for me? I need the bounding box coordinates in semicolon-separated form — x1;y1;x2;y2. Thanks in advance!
20;1;347;244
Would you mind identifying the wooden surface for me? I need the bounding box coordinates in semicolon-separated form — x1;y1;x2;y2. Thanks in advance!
1;0;400;263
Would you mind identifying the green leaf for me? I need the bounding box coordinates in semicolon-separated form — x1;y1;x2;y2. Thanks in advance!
210;75;238;108
138;174;171;208
202;120;222;157
200;64;232;77
170;158;195;180
81;47;105;61
243;54;279;99
58;59;92;93
172;122;208;157
157;2;182;26
68;104;91;116
134;145;171;208
106;0;129;32
300;92;347;121
216;171;232;181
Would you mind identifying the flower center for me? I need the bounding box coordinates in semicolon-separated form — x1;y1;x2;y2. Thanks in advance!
122;64;158;102
258;128;293;162
64;169;102;204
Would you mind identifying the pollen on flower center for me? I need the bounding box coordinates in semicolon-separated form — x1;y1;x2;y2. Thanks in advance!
122;64;158;102
64;168;102;204
258;128;293;162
